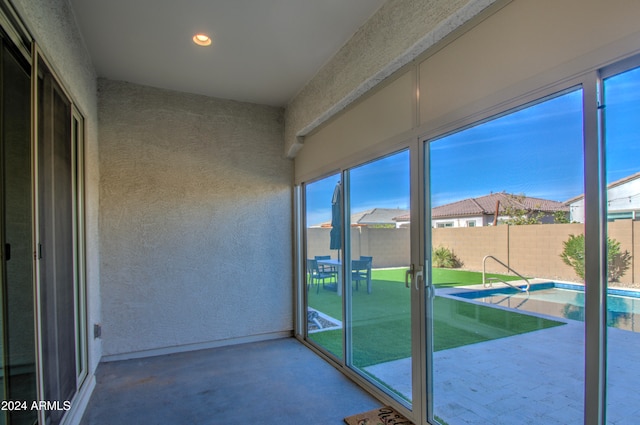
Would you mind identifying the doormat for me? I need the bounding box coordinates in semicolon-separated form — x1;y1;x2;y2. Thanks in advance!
344;406;414;425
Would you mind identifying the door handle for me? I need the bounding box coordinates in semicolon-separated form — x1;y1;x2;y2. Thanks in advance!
415;268;423;291
405;264;414;288
406;265;423;290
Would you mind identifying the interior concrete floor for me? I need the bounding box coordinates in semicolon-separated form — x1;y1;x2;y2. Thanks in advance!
80;337;381;424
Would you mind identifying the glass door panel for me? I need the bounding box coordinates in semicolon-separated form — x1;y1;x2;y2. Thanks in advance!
603;65;640;424
304;173;344;360
38;59;77;425
426;89;585;424
346;150;412;404
1;36;37;425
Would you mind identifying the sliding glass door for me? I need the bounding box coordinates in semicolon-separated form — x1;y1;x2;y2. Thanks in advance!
346;150;414;405
602;62;640;424
299;57;640;425
36;55;87;425
424;88;585;424
1;29;37;425
0;36;87;423
303;147;421;417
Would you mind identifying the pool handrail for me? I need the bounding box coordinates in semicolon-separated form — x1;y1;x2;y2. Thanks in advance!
482;255;530;292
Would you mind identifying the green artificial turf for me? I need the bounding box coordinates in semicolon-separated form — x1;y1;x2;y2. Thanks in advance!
432;267;524;287
308;267;564;366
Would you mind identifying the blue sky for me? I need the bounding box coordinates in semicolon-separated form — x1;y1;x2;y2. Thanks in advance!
306;69;640;226
430;88;584;207
605;66;640;183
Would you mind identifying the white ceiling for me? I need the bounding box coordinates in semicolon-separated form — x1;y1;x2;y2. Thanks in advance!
70;0;386;107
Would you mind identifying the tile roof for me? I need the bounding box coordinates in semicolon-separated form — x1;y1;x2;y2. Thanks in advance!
317;194;568;225
431;192;568;219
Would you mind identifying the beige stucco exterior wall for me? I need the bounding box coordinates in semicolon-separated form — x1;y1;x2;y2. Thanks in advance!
98;80;293;358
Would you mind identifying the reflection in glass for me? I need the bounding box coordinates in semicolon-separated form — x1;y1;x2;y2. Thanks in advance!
428;89;584;424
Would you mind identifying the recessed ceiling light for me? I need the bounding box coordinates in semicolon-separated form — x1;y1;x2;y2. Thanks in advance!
193;34;212;46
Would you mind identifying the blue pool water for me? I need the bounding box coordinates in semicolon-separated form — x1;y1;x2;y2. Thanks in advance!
453;282;640;332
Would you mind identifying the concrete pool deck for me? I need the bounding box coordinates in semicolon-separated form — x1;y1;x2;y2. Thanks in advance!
365;318;640;424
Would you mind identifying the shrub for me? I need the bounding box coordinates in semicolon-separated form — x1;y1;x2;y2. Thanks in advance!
553;210;570;224
432;245;462;268
560;235;586;280
560;234;632;282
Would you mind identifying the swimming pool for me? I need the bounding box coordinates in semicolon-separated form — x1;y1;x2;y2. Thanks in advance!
452;282;640;332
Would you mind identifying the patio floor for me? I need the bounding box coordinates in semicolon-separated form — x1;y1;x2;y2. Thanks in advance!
80;312;639;424
366;320;640;424
80;337;380;425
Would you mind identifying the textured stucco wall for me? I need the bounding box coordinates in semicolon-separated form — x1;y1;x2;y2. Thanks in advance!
99;80;293;357
284;0;501;157
12;0;102;372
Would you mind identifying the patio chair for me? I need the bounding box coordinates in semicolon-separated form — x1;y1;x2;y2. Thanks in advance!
351;259;372;293
307;259;337;294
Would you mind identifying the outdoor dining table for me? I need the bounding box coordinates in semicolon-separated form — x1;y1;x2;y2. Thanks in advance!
316;258;372;295
317;258;343;295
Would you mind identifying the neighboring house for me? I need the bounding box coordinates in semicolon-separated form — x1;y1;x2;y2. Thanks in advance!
316;208;410;228
431;192;568;228
393;192;568;228
393;212;411;228
566;172;640;223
